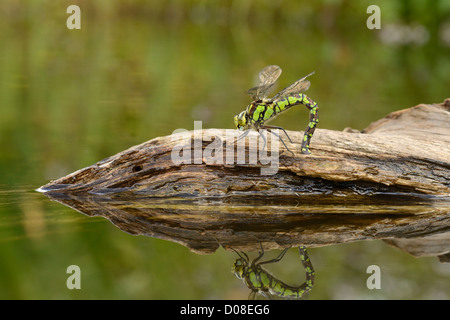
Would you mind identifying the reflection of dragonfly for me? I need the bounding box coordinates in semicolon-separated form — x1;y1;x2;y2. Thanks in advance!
231;245;315;299
234;65;319;154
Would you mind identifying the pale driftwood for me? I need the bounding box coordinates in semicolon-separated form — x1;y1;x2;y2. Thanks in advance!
37;99;450;258
39;99;450;196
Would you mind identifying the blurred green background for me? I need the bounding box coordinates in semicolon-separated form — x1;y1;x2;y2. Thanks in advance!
0;0;449;299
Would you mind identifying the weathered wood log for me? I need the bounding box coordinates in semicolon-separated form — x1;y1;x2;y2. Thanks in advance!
39;99;450;196
37;99;450;257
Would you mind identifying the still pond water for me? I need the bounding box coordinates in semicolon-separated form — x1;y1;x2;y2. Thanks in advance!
0;1;449;299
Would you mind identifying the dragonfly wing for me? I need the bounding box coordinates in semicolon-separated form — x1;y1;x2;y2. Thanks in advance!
246;65;282;100
246;84;275;100
248;291;258;300
258;65;282;86
272;71;315;100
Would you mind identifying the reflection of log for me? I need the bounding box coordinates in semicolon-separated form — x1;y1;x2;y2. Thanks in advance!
39;99;450;196
43;192;450;257
384;234;450;263
37;99;450;259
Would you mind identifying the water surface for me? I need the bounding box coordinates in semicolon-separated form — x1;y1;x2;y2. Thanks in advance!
1;1;449;299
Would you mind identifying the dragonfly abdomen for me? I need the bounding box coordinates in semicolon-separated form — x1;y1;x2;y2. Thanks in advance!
271;94;319;154
269;281;311;298
272;93;318;115
246;266;311;299
247;95;309;126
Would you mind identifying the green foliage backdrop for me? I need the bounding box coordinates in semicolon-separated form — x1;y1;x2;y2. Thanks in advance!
0;0;449;299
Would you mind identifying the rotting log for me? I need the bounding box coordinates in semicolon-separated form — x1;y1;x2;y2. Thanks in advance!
39;99;450;196
37;99;450;257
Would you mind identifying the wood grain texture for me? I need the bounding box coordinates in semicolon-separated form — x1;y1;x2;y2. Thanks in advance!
38;99;450;257
39;99;450;196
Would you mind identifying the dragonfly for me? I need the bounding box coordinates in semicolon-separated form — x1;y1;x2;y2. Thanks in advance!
231;245;315;299
234;65;319;155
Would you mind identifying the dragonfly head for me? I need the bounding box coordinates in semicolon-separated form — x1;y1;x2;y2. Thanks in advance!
231;258;246;279
234;111;248;131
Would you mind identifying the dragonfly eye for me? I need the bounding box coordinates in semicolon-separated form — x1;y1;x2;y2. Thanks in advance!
234;111;247;130
234;115;240;129
232;259;245;279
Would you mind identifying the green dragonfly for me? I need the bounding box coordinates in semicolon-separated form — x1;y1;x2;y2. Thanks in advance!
234;65;319;155
231;245;315;299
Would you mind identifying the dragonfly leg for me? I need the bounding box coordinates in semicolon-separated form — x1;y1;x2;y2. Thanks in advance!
231;248;250;263
258;248;289;266
229;129;251;146
252;242;266;265
257;130;267;151
263;128;294;155
261;125;292;143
